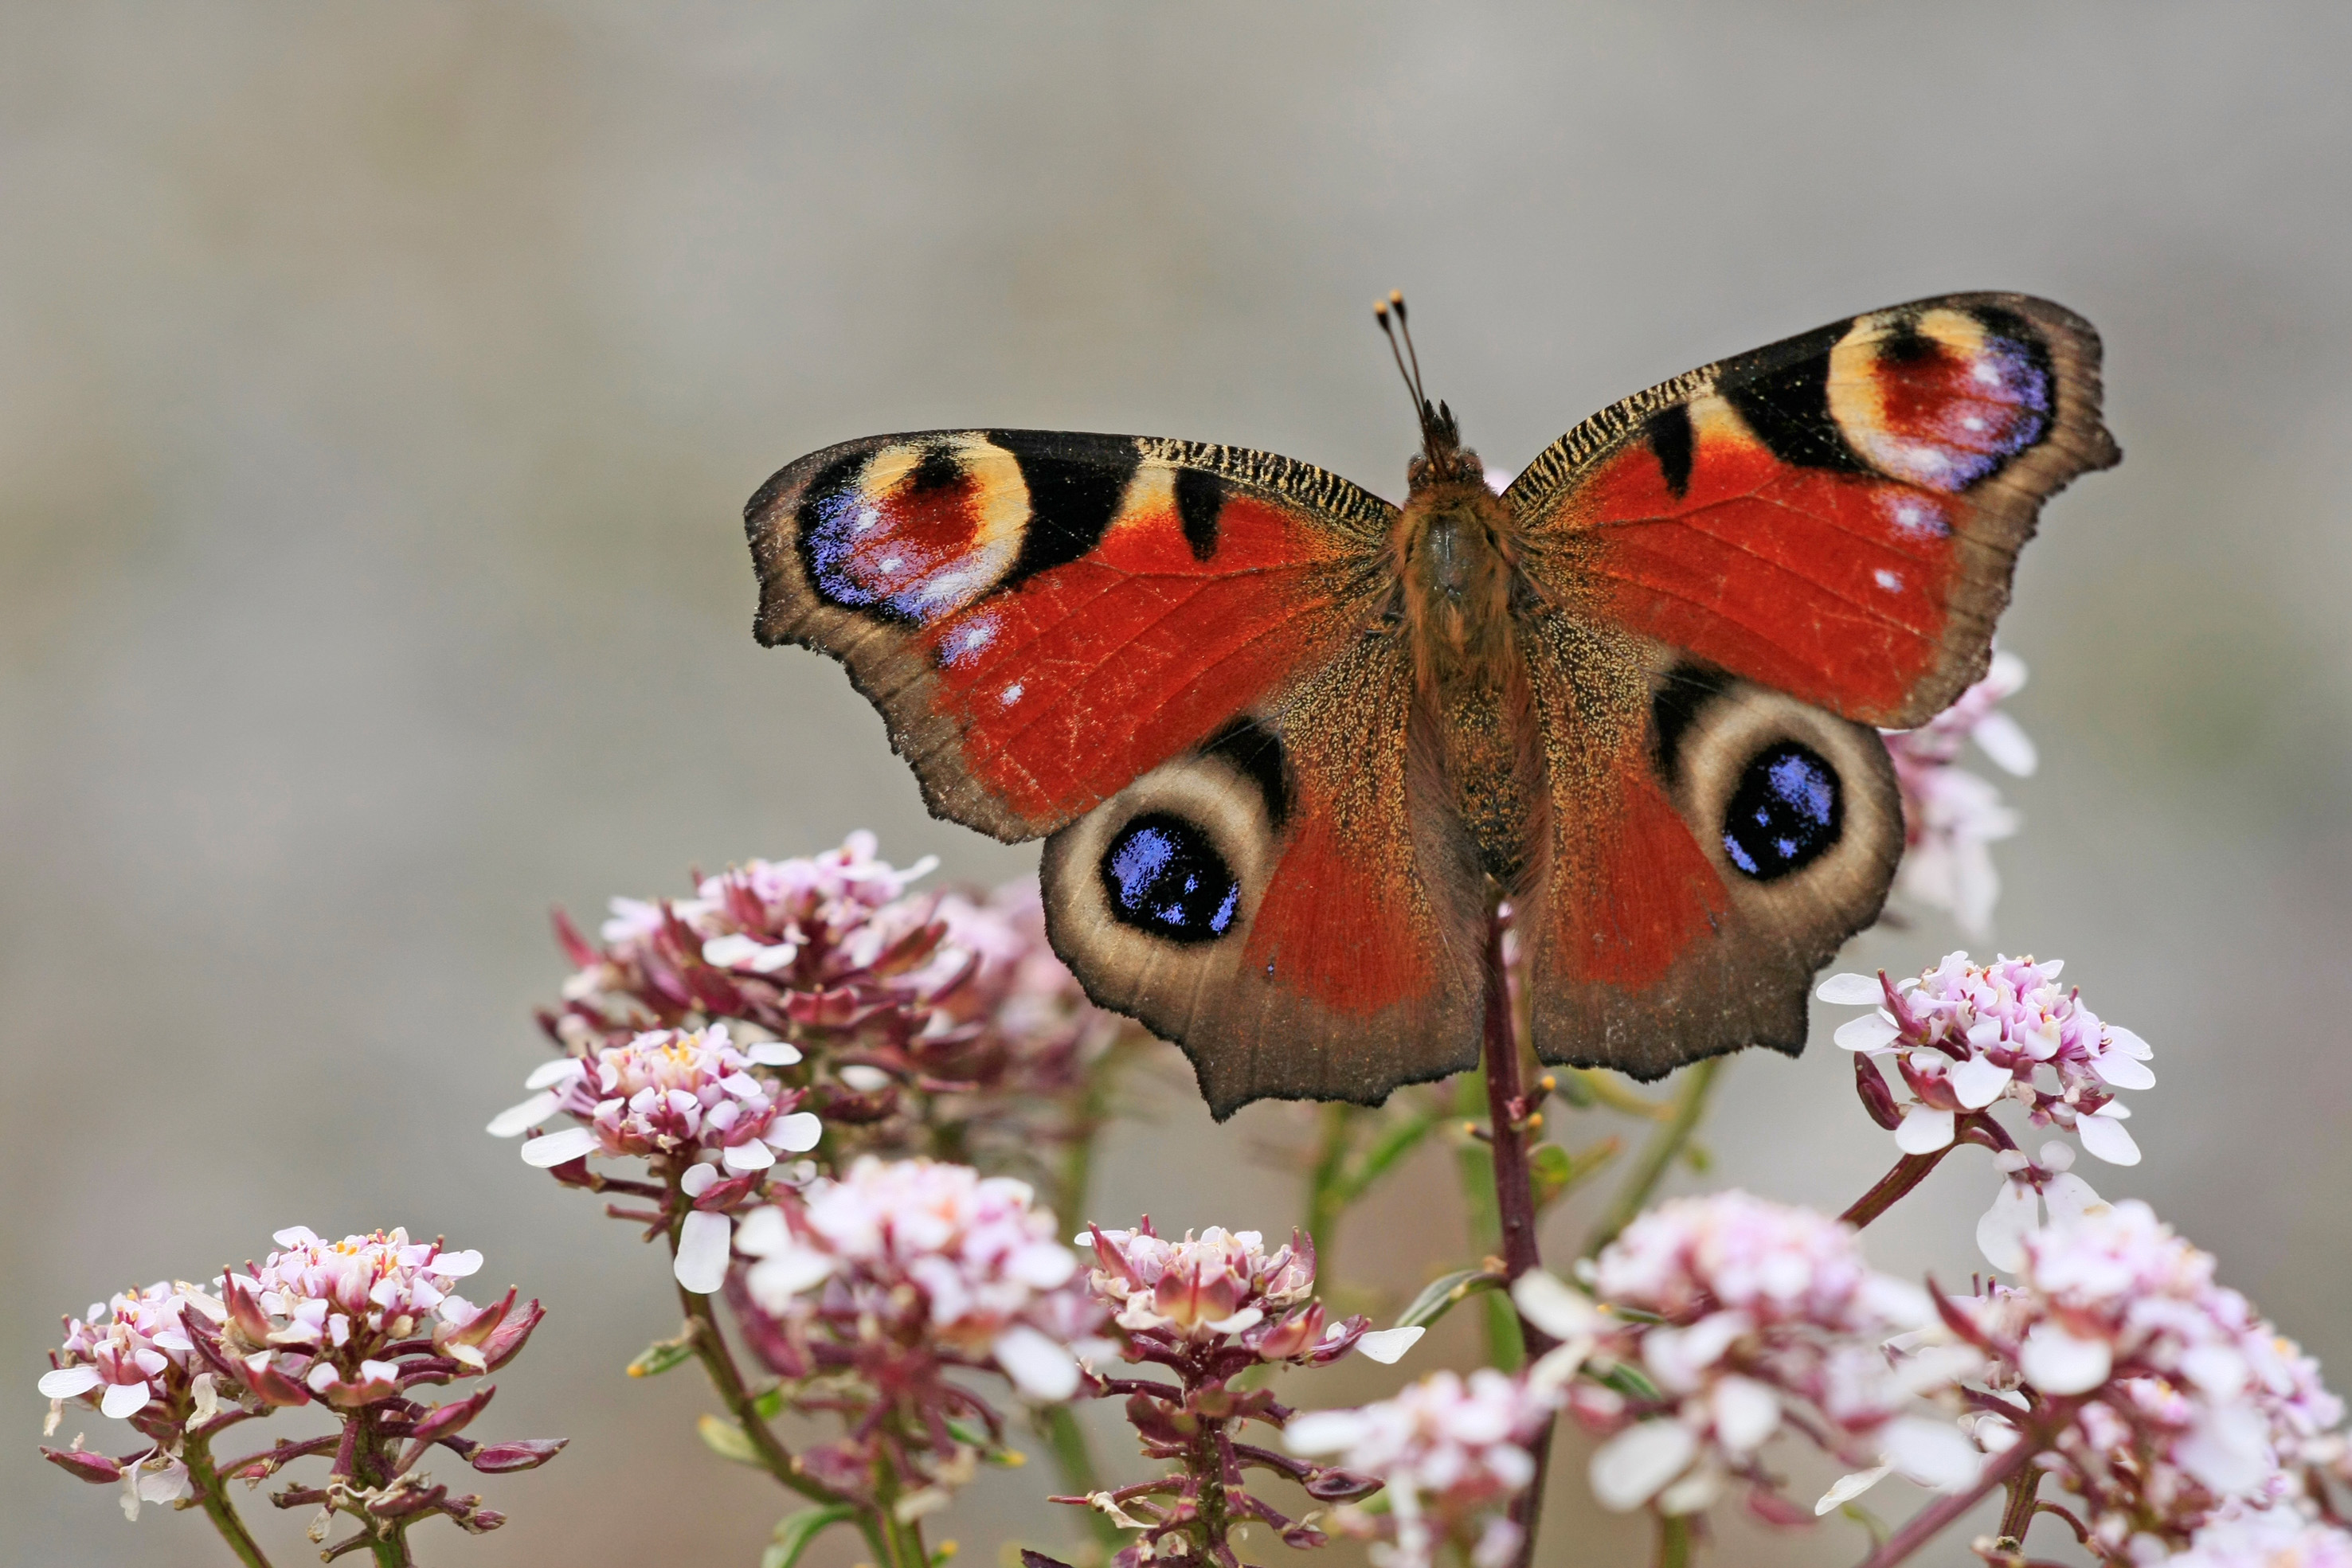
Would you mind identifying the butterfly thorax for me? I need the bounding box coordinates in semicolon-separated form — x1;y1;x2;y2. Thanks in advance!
1397;456;1544;889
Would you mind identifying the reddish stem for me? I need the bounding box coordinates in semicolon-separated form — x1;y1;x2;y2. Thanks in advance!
1481;909;1558;1568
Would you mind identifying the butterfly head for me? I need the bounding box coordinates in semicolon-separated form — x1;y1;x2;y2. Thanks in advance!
1376;291;1485;492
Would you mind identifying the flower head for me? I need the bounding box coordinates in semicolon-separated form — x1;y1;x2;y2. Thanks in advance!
731;1157;1105;1509
1080;1219;1418;1368
1287;1369;1556;1568
1553;1193;1979;1519
1959;1201;2345;1554
40;1230;559;1542
1820;952;2151;1268
536;838;1128;1172
41;1281;213;1430
493;1022;815;1176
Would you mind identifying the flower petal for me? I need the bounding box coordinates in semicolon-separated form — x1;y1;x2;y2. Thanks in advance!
100;1380;151;1419
1710;1376;1780;1455
2089;1050;2154;1091
2019;1324;2112;1394
486;1091;560;1138
523;1057;587;1091
745;1041;803;1067
722;1140;776;1173
1947;1055;2013;1111
38;1366;103;1400
1283;1409;1368;1456
1895;1105;1956;1155
1836;1014;1901;1052
732;1206;789;1255
1589;1420;1697;1511
519;1126;599;1168
1815;1464;1892;1515
992;1325;1079;1402
2074;1112;2141;1167
1512;1270;1602;1341
2041;1171;2109;1227
1881;1417;1982;1491
767;1112;822;1153
679;1162;720;1197
1817;972;1886;1005
746;1247;835;1310
1353;1327;1424;1365
672;1211;734;1295
1971;711;2037;776
1976;1180;2037;1273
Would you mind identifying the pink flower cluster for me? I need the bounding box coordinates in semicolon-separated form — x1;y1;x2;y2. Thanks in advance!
1286;1369;1556;1568
1547;1192;1981;1520
1081;1222;1418;1367
225;1226;537;1405
731;1157;1106;1511
1956;1201;2346;1557
538;835;1126;1171
1822;952;2153;1267
495;1022;816;1177
491;1023;818;1292
39;1229;557;1547
1881;649;2036;936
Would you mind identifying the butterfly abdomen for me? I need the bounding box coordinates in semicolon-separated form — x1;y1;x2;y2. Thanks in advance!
1399;478;1548;886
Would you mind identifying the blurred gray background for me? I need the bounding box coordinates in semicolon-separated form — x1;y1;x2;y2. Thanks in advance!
6;4;2348;1566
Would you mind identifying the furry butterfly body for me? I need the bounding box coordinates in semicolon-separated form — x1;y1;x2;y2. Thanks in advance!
746;294;2117;1117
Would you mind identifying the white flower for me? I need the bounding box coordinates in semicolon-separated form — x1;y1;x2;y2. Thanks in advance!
495;1023;818;1179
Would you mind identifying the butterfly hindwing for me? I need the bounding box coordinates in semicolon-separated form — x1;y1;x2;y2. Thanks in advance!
1519;619;1904;1078
1507;293;2118;727
746;430;1395;840
1040;632;1488;1116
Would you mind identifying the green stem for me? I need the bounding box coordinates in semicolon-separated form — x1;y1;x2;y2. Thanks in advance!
1582;1057;1726;1259
1653;1512;1693;1568
183;1432;276;1568
676;1280;838;1505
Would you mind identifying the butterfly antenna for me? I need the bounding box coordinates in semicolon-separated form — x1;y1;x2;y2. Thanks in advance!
1375;291;1438;450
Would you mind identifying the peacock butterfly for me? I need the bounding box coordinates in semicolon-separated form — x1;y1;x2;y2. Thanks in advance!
743;293;2119;1118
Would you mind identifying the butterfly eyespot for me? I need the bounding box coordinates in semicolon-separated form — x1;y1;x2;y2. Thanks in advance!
1720;741;1842;881
1099;811;1241;944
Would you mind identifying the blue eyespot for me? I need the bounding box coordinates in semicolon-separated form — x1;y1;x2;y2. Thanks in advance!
1721;742;1841;881
1100;812;1240;944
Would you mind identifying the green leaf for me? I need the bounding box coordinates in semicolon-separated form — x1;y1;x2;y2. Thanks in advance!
1527;1144;1574;1213
696;1413;762;1468
761;1504;861;1568
1681;1140;1714;1174
752;1383;787;1421
1593;1359;1661;1403
1393;1268;1504;1331
625;1331;697;1379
